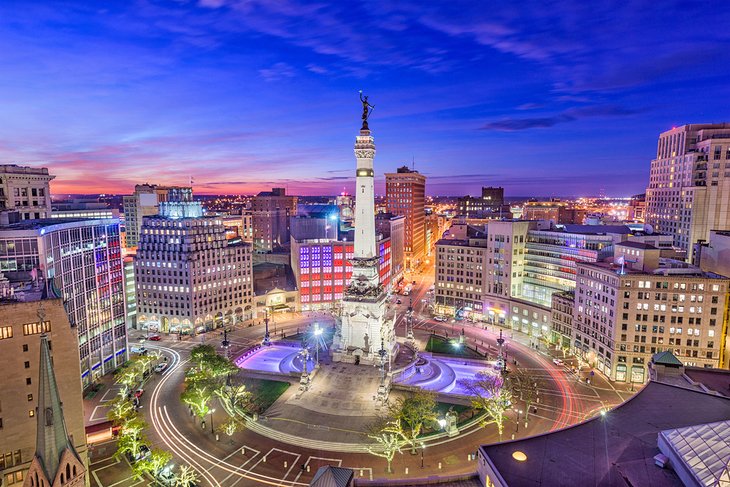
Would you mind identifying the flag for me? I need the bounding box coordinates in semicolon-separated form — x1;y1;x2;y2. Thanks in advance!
616;255;625;265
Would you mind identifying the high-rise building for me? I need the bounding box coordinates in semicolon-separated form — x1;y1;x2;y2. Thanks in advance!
385;166;426;270
135;201;254;334
376;213;405;285
251;188;297;253
333;105;395;365
645;123;730;258
434;225;488;318
122;184;192;249
0;300;88;487
0;219;126;386
694;230;730;278
574;243;729;382
457;186;506;218
123;254;137;330
292;234;392;313
0;165;55;220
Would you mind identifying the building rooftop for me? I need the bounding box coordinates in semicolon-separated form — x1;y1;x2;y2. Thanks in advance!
562;224;633;235
652;350;684;366
479;381;730;487
617;241;658;250
0;217;118;232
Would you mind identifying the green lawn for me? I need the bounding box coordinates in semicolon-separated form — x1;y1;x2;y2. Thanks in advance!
241;378;290;413
425;335;485;358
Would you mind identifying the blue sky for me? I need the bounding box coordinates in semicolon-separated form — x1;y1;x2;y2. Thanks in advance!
1;0;729;196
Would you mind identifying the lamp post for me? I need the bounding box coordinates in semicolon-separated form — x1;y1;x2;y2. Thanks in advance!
420;442;425;468
263;307;271;346
313;324;322;366
514;409;523;433
210;408;216;434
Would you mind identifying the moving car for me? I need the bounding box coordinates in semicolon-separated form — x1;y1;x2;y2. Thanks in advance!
130;346;148;355
434;315;447;322
148;334;161;341
553;358;564;366
154;362;168;373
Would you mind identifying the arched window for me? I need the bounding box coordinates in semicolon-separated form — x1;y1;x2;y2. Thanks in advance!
66;464;71;482
60;474;64;484
73;466;77;477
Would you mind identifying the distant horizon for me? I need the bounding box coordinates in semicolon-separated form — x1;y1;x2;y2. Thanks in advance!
53;191;640;200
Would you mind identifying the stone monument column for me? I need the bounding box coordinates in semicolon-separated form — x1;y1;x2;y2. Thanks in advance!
333;93;396;365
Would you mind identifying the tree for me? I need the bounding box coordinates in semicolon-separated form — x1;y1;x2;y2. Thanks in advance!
131;449;172;480
114;366;139;395
366;419;407;474
175;465;199;487
135;353;156;378
215;383;252;414
107;396;135;424
181;381;213;421
190;344;217;369
508;367;541;422
114;435;145;464
387;391;437;453
459;372;512;438
119;416;147;450
217;416;244;436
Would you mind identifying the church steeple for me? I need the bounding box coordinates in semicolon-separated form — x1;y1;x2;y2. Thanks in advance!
24;333;85;487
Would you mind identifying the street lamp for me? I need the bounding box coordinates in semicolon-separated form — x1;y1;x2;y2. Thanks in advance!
313;324;322;366
210;408;216;434
514;409;523;433
420;442;426;468
262;307;271;346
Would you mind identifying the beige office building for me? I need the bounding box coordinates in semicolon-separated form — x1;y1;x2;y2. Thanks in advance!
0;299;88;487
135;201;254;334
0;165;55;220
251;188;297;253
645;123;730;258
574;242;729;383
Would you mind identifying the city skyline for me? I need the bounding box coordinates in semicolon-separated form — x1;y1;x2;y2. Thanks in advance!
2;1;730;196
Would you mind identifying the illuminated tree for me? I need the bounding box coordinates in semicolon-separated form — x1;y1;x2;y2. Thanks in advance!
216;383;252;414
175;465;199;487
217;416;244;436
387;391;437;453
132;449;172;479
459;372;512;438
181;382;213;421
366;419;407;474
508;367;541;422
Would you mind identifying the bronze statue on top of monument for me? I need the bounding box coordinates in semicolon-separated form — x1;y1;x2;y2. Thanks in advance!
359;90;374;130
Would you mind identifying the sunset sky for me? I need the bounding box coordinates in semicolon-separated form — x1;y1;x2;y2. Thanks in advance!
1;1;729;197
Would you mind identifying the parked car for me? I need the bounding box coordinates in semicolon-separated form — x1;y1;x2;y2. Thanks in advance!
154;362;168;373
148;334;161;341
396;299;402;305
134;388;144;398
130;346;148;355
553;358;564;366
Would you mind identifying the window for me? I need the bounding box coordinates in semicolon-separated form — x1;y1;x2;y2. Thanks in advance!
24;361;29;369
23;321;51;336
26;378;31;385
22;344;28;352
27;394;32;402
0;327;12;340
